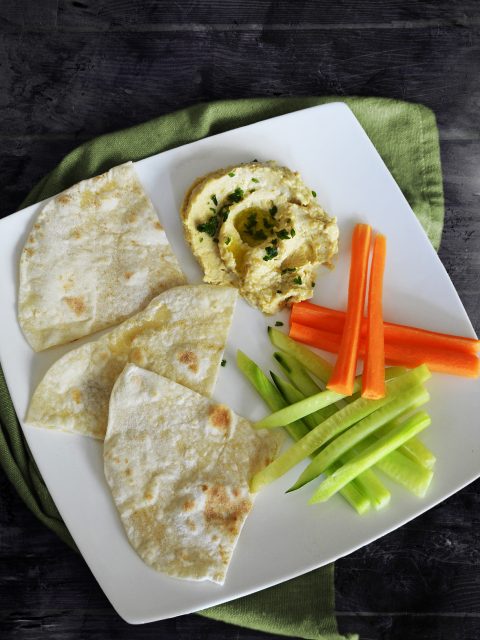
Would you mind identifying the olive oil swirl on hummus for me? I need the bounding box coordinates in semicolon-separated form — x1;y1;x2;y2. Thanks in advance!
181;161;339;314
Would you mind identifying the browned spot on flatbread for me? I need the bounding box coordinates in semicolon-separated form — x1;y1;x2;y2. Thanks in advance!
186;519;196;531
125;467;132;477
69;228;82;239
201;484;208;492
154;221;162;230
130;346;146;365
208;405;231;431
205;485;250;537
34;223;41;230
63;279;74;292
127;211;138;223
71;388;82;404
57;194;71;204
183;499;195;512
177;350;199;373
124;271;134;280
24;247;35;257
130;507;164;539
64;296;86;316
144;491;153;501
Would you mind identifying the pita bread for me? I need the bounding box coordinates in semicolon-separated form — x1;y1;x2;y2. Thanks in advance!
104;364;282;584
26;285;237;439
19;162;186;351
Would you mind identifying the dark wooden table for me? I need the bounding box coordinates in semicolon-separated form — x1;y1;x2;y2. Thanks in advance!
1;2;479;639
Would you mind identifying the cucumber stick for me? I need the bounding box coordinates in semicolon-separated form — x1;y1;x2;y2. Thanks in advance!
375;447;433;497
289;385;430;491
236;351;308;441
251;365;431;492
272;371;391;510
309;411;432;504
269;327;334;382
254;364;429;430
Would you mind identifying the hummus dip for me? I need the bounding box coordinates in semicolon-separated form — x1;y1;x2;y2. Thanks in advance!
181;162;339;314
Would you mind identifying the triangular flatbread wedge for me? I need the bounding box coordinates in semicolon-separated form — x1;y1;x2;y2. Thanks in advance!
19;162;186;351
26;285;237;439
104;364;282;584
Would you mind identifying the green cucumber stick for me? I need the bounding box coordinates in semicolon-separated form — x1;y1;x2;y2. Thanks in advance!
309;411;432;504
289;385;430;492
236;351;308;441
269;327;333;382
254;364;430;430
322;461;371;515
271;371;372;514
272;371;391;510
337;413;434;497
273;352;339;422
375;447;433;497
250;365;431;492
376;413;436;470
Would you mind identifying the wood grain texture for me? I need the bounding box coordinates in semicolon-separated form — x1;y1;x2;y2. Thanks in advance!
0;1;479;639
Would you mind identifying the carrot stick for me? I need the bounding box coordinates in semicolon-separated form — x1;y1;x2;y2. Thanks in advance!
289;322;480;378
362;234;387;399
291;302;480;355
327;223;372;395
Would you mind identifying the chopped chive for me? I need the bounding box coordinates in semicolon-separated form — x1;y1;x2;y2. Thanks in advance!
276;289;282;294
281;267;296;274
293;276;302;285
225;236;231;245
263;245;279;261
312;281;316;288
221;359;227;367
199;237;204;243
275;321;284;327
312;190;317;197
290;228;296;237
227;187;244;203
228;172;235;177
197;215;218;237
276;229;291;240
251;177;259;183
211;194;218;206
269;205;278;217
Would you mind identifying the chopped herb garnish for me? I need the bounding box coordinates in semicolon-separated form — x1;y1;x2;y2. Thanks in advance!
253;229;267;241
263;245;279;261
281;267;296;274
290;228;296;237
219;205;230;221
197;216;218;237
312;190;317;197
276;289;282;294
312;281;316;288
249;188;256;193
275;321;284;327
276;229;291;240
286;218;291;223
211;194;218;206
209;207;216;213
199;237;204;242
227;187;244;203
228;172;235;177
225;236;231;245
221;359;226;367
251;177;259;183
253;158;258;162
269;205;278;217
271;238;278;245
263;217;274;229
293;275;302;285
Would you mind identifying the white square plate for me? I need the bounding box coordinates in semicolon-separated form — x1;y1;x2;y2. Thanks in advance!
0;103;479;624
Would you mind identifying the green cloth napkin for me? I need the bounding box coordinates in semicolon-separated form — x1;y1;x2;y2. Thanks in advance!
0;97;444;640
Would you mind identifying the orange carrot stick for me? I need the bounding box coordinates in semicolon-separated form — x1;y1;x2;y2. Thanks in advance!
327;223;372;395
291;302;480;355
362;234;387;399
289;322;480;378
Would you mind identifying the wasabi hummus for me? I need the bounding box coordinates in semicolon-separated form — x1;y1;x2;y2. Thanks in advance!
181;162;339;314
